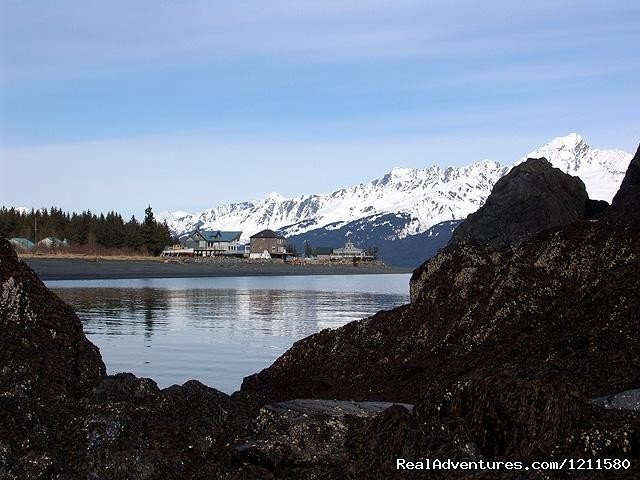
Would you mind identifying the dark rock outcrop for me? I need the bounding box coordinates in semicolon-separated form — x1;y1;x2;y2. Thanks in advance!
449;158;590;249
235;399;412;475
244;221;640;405
610;144;640;222
0;239;105;399
0;243;261;479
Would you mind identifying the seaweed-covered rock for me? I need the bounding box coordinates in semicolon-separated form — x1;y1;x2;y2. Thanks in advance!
71;377;253;479
244;220;640;407
235;400;412;477
0;239;260;479
346;379;640;480
0;240;105;399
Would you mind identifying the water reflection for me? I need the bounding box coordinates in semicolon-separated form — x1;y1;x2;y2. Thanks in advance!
51;274;410;393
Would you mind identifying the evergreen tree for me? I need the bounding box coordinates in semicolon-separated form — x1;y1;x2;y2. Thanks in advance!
124;215;143;250
158;221;172;251
304;241;313;257
141;206;156;254
141;206;170;255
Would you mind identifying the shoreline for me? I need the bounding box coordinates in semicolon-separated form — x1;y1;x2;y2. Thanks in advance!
23;257;412;281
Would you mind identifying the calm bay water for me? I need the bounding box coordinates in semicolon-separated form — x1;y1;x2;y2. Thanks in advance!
49;274;410;393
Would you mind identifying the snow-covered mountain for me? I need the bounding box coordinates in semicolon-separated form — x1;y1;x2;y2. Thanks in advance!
159;134;632;242
516;133;630;201
160;160;508;241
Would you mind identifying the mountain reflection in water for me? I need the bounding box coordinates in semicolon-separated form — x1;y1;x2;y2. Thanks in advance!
51;274;409;393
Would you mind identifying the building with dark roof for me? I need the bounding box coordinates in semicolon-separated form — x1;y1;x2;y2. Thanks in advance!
249;229;287;257
183;229;246;257
249;229;284;239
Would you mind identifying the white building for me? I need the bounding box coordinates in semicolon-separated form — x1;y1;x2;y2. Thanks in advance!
331;241;372;260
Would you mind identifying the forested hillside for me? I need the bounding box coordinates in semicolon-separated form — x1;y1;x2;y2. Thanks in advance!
0;206;172;255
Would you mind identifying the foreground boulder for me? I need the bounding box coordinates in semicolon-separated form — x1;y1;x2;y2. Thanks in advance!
0;243;261;479
235;399;412;476
244;220;640;405
0;239;105;399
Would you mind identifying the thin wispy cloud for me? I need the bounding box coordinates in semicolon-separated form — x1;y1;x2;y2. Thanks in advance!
2;1;637;78
0;1;638;214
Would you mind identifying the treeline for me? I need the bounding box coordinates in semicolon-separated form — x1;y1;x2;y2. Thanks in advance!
0;206;173;255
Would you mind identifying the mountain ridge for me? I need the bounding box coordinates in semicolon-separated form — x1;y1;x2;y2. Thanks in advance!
159;134;632;244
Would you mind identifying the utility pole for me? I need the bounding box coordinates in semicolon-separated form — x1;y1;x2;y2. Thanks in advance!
34;214;38;244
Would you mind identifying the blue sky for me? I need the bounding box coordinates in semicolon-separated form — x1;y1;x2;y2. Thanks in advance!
1;0;638;216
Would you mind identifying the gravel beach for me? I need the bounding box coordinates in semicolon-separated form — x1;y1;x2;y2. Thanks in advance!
24;257;411;281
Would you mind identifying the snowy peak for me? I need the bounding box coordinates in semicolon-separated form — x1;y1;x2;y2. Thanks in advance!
520;133;631;201
523;133;589;171
264;192;287;202
389;166;416;177
159;134;632;241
